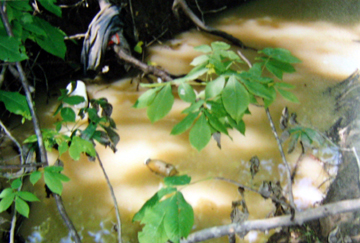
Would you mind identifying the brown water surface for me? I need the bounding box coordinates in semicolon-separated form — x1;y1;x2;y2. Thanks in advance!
11;0;360;242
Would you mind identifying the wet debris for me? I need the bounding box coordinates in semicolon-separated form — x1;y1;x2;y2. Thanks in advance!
249;155;260;179
144;158;178;177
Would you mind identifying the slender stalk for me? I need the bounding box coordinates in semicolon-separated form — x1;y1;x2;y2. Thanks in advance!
265;108;296;214
96;153;122;243
0;5;81;242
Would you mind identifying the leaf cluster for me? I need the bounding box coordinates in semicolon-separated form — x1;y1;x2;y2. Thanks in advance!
134;41;301;150
0;0;66;61
0;178;40;218
133;175;194;243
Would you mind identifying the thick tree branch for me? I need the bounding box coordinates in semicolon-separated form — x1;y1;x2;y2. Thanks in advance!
172;0;256;51
181;198;360;243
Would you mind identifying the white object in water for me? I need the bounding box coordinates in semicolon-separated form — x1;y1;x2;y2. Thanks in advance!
66;80;88;109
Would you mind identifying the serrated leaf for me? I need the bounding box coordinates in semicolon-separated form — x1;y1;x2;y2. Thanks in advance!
0;90;31;120
190;54;209;66
15;196;30;218
0;193;15;213
189;113;211;151
171;111;199;135
0;36;29;62
147;84;174;123
194;44;212;53
133;88;159;108
178;83;196;103
222;76;249;123
205;76;225;99
68;136;96;160
17;191;40;202
260;48;301;63
211;41;231;51
62;95;85;105
30;171;42;185
60;107;76;122
32;17;66;59
164;175;191;186
133;187;177;222
277;88;299;103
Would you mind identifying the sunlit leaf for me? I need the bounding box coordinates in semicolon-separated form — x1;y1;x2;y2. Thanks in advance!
222;76;249;123
171;111;199;135
58;141;68;157
263;58;296;80
44;170;63;195
189;113;211;151
0;193;15;213
242;79;274;100
17;191;40;202
227;116;246;135
30;171;42;185
182;100;204;114
260;48;301;63
0;188;14;199
164;175;191;186
68;136;96;160
203;109;228;135
178;83;196;103
211;41;231;51
205;76;225;99
62;95;85;105
11;178;22;189
173;64;208;83
133;88;159;108
277;88;299;103
194;44;212;53
190;54;209;66
134;41;144;54
15;197;30;218
147;84;174;123
0;90;31;120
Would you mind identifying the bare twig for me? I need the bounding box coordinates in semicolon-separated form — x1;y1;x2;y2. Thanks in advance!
172;0;256;51
113;47;172;82
0;163;47;170
59;0;85;8
352;147;360;182
96;152;122;243
64;33;85;40
0;5;81;243
128;0;139;42
181;198;360;243
265;108;296;215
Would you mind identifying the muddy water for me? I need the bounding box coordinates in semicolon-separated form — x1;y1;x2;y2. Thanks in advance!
14;0;360;242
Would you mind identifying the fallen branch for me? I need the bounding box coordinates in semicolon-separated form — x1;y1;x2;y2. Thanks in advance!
181;198;360;243
172;0;256;51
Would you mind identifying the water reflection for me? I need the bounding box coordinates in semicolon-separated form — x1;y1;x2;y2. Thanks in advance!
14;0;360;242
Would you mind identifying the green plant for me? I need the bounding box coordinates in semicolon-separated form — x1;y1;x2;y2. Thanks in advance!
134;41;300;151
133;175;194;243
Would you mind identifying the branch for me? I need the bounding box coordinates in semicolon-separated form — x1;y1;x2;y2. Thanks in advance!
113;47;173;82
0;5;81;243
181;198;360;243
265;108;296;215
172;0;256;51
96;152;122;243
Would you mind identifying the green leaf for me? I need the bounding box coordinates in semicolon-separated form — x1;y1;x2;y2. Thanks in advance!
263;58;296;80
181;100;204;114
203;109;228;135
194;44;212;53
147;84;174;123
0;188;14;198
133;88;159;108
260;48;301;63
211;41;231;51
222;76;249;123
15;196;30;218
219;50;241;61
288;132;300;153
8;1;32;11
32;17;66;59
0;90;31;120
206;99;228;117
173;64;208;83
274;82;295;89
133;187;177;222
0;193;15;213
20;14;46;37
30;171;42;185
11;178;22;189
190;54;209;66
44;170;63;195
38;0;62;17
178;83;196;103
171;111;199;135
62;95;85;105
68;136;96;160
227;116;245;135
0;36;28;62
17;191;40;202
205;76;225;99
242;79;274;100
277;88;299;103
134;41;144;54
189;113;212;151
60;107;76;122
58;141;69;157
164;175;191;186
102;125;120;149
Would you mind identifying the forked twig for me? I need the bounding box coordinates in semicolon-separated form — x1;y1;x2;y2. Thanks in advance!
96;152;122;243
